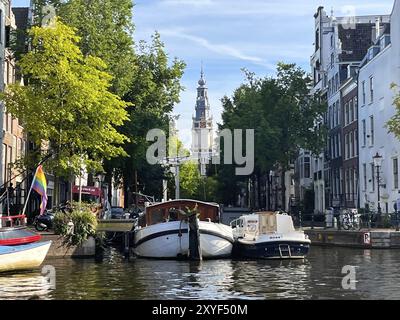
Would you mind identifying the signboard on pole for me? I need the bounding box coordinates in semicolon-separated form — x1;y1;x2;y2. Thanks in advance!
363;232;371;245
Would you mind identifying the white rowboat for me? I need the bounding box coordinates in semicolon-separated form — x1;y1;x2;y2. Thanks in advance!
0;241;52;273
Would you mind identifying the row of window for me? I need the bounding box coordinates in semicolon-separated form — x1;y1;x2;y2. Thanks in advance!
344;168;358;202
328;100;340;129
330;167;359;201
361;158;400;192
344;96;358;126
328;73;340;97
329;133;341;159
361;116;374;148
344;129;358;160
327;96;359;130
2;139;25;183
361;77;374;106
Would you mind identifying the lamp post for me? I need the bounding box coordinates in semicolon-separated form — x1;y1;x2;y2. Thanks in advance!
373;152;383;216
269;171;273;211
274;174;279;211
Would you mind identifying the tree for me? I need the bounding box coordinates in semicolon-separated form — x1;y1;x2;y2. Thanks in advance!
180;161;201;199
217;63;327;208
107;34;186;206
1;21;129;177
31;0;136;97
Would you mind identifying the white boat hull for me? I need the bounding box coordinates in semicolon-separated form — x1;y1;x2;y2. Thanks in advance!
133;221;233;259
0;241;52;273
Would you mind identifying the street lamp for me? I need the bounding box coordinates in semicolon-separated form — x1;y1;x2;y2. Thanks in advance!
373;152;383;216
269;171;273;211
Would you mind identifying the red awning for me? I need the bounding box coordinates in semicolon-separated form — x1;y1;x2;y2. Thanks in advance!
72;186;101;197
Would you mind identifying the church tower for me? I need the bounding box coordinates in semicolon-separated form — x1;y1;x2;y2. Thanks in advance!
191;68;213;170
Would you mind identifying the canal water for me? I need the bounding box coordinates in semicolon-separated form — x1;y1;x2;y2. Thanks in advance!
1;246;400;300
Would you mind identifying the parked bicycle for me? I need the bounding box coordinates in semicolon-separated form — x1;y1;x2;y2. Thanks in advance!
341;209;361;230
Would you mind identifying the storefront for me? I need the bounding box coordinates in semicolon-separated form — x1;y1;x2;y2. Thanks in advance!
72;185;102;204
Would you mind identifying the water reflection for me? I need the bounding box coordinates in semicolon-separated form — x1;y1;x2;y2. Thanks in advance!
0;272;53;300
1;246;400;300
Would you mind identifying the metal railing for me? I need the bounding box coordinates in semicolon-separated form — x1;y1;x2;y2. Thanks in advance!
292;210;400;231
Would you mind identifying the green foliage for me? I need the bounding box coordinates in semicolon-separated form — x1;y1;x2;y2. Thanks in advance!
180;161;202;199
53;202;98;248
31;0;136;96
387;84;400;138
179;161;219;202
107;34;186;201
1;21;129;176
217;63;327;205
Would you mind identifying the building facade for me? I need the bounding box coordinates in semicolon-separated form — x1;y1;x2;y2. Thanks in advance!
0;1;28;217
358;0;400;213
340;76;359;209
306;6;390;214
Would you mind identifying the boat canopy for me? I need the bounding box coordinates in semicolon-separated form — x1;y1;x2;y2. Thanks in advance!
141;199;220;227
232;212;296;236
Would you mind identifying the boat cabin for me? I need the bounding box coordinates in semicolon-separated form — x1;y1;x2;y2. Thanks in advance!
138;200;220;227
231;212;296;239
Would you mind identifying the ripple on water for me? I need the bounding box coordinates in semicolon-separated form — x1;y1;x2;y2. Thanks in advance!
2;246;400;299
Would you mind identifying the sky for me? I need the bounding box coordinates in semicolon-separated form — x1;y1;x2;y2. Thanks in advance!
12;0;395;148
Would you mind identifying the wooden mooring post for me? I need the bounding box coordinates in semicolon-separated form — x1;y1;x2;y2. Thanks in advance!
188;214;202;261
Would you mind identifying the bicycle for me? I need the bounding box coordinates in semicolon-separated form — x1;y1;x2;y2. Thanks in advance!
341;209;361;230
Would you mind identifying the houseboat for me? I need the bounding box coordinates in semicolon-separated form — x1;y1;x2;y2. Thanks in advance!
133;200;234;259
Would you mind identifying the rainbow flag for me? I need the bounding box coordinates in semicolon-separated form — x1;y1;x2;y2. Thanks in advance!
32;165;48;215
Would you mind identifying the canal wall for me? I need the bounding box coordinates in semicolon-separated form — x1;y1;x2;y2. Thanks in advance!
304;228;400;249
39;233;95;258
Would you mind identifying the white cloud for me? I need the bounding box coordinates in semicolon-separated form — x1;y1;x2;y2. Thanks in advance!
161;0;214;6
159;28;276;69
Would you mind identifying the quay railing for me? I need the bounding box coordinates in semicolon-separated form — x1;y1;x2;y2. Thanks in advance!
0;214;28;228
292;211;400;231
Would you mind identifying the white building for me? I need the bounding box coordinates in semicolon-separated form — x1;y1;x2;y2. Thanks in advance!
309;6;390;214
358;0;400;213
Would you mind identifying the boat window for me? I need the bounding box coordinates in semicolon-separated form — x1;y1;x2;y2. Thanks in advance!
259;214;277;233
168;208;178;222
151;209;164;224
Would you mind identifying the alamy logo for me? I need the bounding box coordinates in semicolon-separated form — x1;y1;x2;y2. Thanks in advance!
341;265;357;290
340;6;356;30
146;128;255;176
42;265;56;290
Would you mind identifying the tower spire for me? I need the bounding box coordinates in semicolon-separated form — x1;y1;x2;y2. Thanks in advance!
198;62;206;86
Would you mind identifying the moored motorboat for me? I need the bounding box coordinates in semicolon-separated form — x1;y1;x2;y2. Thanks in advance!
231;211;311;259
0;241;52;273
133;200;234;259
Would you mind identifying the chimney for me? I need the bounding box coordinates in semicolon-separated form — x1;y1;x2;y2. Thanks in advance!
375;17;381;40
